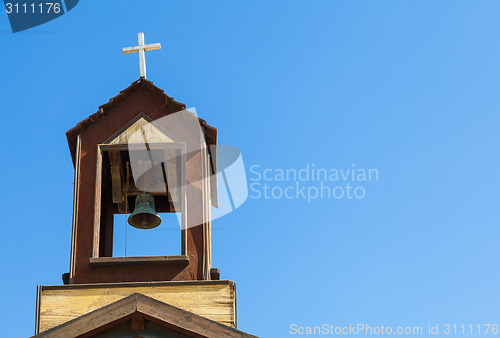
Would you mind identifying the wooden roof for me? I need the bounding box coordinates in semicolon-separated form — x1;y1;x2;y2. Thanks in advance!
33;293;257;338
65;78;217;165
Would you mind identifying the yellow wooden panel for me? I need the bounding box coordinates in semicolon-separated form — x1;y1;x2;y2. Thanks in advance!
38;281;236;333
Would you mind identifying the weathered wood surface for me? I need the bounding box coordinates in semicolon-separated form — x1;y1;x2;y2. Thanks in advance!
34;293;256;338
37;280;236;333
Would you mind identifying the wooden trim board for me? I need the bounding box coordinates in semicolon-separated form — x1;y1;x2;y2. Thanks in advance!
89;255;189;267
69;133;81;280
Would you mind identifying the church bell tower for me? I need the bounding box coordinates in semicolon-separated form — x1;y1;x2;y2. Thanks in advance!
33;33;256;338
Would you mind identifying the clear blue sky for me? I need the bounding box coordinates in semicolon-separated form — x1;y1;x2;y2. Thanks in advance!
1;1;500;337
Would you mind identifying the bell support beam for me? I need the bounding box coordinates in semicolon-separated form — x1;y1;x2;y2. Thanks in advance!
108;151;124;204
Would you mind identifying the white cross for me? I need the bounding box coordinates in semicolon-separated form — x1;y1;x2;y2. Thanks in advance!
122;33;161;79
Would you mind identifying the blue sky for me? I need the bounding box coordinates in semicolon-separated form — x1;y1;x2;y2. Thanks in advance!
1;1;500;337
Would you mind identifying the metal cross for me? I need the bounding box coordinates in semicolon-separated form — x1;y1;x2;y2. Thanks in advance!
122;33;161;79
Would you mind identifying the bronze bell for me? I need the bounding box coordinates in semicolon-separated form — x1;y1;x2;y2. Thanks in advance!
128;193;161;229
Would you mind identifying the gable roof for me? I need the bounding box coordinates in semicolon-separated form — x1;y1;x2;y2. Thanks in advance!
65;78;217;165
33;293;257;338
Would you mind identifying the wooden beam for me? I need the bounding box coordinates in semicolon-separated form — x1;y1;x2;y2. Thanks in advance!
61;273;70;285
89;255;189;267
108;151;124;204
165;151;179;202
130;312;145;332
210;268;220;280
69;133;81;281
122;43;161;54
35;285;42;335
92;146;103;258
